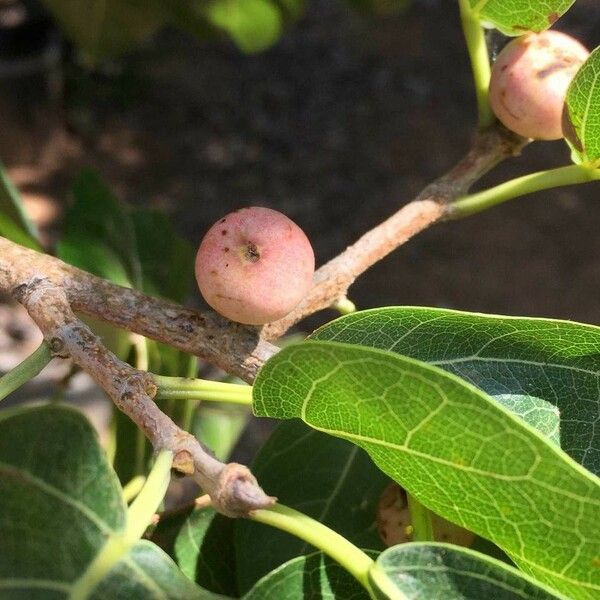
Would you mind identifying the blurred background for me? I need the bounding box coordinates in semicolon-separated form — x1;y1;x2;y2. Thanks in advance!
0;0;599;458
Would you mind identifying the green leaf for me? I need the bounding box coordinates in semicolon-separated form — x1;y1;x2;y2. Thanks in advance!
89;540;223;600
152;501;238;596
61;169;141;285
0;160;40;245
236;420;388;593
468;0;575;36
0;404;125;593
370;543;563;599
244;552;370;599
311;307;600;475
0;212;42;251
253;341;600;599
494;395;560;446
131;209;195;303
41;0;164;63
173;506;238;596
564;46;600;165
0;404;214;598
192;404;249;461
205;0;283;53
57;235;132;287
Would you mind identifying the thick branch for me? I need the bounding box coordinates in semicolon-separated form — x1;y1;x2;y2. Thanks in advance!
0;272;274;516
0;238;275;383
262;126;526;339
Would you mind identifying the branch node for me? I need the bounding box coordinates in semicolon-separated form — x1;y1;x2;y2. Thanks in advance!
173;450;195;475
213;462;277;517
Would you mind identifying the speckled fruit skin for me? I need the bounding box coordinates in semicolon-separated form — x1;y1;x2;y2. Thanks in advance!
489;31;589;140
195;207;315;325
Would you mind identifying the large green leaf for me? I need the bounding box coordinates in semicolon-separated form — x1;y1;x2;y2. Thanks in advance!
244;552;370;599
311;307;600;475
0;404;213;598
253;341;600;599
468;0;575;36
0;404;125;594
564;46;600;165
370;543;563;599
235;420;388;592
494;395;560;446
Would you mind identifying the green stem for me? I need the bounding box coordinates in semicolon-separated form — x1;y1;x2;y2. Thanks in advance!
407;493;435;542
459;0;494;129
153;374;253;406
0;341;52;402
451;164;600;217
126;450;172;542
70;451;172;600
180;356;201;432
122;475;147;503
133;338;150;476
250;503;376;596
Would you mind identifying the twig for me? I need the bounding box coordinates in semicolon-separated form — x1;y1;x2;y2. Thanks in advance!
262;126;525;339
0;272;274;517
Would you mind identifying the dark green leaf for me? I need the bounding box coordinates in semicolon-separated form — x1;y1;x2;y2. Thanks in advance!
131;209;195;303
370;543;562;599
0;404;125;594
111;408;151;485
564;46;600;165
311;307;600;475
60;169;141;286
236;420;388;593
244;552;370;600
89;540;224;600
468;0;575;36
173;506;238;597
253;341;600;599
0;404;216;598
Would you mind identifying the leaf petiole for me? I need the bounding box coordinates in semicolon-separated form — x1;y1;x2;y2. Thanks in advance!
249;503;378;597
406;493;435;542
458;0;494;129
126;449;173;542
450;164;600;217
153;374;253;405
